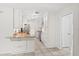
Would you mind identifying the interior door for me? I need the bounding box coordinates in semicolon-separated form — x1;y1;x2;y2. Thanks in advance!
61;13;73;48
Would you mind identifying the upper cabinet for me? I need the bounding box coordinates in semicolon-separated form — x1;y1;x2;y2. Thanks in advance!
13;8;23;29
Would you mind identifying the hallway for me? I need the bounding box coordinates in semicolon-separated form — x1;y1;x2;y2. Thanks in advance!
34;39;71;56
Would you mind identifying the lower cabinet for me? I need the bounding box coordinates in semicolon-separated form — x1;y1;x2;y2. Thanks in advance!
10;39;35;54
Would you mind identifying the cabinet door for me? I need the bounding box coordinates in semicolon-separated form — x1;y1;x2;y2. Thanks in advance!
14;8;22;29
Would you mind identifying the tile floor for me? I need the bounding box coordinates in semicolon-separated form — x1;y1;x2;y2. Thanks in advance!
0;39;72;56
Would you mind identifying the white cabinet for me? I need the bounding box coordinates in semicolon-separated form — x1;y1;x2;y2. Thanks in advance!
5;36;36;54
10;39;35;54
13;8;23;29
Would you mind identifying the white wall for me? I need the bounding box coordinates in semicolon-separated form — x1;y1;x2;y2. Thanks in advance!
48;13;59;48
0;8;13;54
41;12;60;48
73;5;79;56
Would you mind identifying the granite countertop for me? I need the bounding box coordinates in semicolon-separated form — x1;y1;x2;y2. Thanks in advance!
6;35;36;41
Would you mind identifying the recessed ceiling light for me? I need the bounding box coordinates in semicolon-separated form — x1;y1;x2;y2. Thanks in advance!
35;11;39;14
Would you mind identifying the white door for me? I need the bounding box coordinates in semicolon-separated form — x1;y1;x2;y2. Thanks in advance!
61;13;73;48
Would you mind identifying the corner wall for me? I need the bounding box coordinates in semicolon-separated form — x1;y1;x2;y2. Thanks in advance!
41;12;60;48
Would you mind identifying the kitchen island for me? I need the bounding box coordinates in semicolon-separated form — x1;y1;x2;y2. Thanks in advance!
6;35;36;55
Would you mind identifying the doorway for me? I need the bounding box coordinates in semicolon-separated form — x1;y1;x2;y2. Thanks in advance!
61;13;73;55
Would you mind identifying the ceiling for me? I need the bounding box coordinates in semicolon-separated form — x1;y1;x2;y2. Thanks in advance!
0;3;75;13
